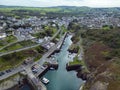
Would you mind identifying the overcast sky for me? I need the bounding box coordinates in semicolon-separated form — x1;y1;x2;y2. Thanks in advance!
0;0;120;7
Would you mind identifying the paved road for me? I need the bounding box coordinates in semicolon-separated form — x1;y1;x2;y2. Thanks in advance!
0;32;67;90
0;37;37;51
37;32;67;65
25;68;47;90
0;41;19;51
0;44;40;57
0;29;61;57
0;29;63;81
0;66;23;81
23;32;67;90
49;28;61;41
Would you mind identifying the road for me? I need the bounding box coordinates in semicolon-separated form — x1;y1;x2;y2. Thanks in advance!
0;29;65;81
0;37;37;51
37;32;67;65
0;29;61;57
0;41;19;51
0;66;23;81
23;32;67;90
25;68;47;90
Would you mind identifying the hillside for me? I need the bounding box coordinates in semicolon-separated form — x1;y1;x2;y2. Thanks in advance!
0;5;90;17
80;29;120;90
0;5;120;17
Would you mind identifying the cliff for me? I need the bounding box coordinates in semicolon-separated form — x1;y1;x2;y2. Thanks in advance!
79;29;120;90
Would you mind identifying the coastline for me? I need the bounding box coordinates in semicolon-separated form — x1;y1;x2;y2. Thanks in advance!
0;33;70;90
79;85;83;90
79;81;86;90
7;78;34;90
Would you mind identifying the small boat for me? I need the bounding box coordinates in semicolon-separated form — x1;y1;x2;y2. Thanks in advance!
41;77;49;84
50;67;55;70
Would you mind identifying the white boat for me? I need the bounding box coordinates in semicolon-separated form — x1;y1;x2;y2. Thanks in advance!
50;67;55;70
41;77;49;84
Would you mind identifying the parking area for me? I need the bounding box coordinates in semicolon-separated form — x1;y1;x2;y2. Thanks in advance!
31;64;47;76
0;69;12;76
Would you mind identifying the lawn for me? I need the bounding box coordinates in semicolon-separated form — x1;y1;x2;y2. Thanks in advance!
0;40;37;53
0;49;37;71
34;54;42;61
5;35;17;43
0;35;17;48
31;31;47;38
69;59;83;65
0;45;47;71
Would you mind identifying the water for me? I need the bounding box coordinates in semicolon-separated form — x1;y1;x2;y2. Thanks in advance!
8;83;31;90
44;35;83;90
20;84;31;90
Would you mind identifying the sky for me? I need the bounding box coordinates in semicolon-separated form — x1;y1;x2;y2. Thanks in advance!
0;0;120;8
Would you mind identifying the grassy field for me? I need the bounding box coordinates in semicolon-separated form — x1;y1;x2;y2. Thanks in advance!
0;35;17;48
69;59;82;65
0;6;93;18
0;73;22;84
69;56;84;65
31;31;47;38
4;35;17;43
0;45;46;71
0;40;37;53
0;43;47;71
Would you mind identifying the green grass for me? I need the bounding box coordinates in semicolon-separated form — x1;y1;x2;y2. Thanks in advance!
61;26;67;33
102;26;110;30
33;45;47;61
69;56;89;72
0;45;46;71
69;59;83;65
69;56;84;65
0;40;37;53
0;7;61;13
31;31;46;38
0;44;22;52
32;25;58;38
5;35;17;43
0;35;17;48
0;49;37;71
0;7;62;18
19;40;37;46
34;54;42;61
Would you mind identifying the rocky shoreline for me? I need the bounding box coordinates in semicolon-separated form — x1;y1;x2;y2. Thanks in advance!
8;78;34;90
0;74;23;90
0;73;34;90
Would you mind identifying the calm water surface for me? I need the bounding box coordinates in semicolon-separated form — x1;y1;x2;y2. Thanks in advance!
44;35;83;90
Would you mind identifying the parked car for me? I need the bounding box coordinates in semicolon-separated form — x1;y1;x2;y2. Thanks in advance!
6;69;11;73
0;72;5;76
32;69;38;74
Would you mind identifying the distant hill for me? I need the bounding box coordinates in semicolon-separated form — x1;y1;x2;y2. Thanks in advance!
0;5;120;12
0;5;120;17
0;5;25;8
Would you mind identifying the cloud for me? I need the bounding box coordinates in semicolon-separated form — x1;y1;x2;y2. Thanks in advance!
0;0;120;7
83;0;120;7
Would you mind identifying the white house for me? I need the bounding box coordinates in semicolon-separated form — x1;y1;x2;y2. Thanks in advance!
0;33;6;39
